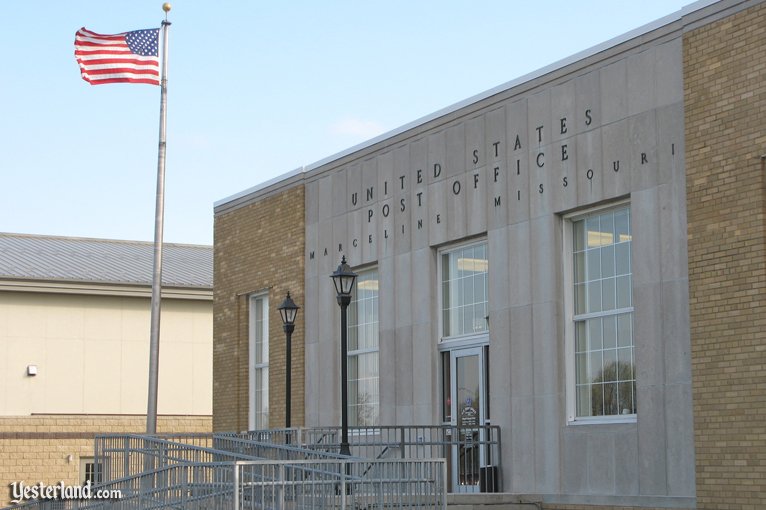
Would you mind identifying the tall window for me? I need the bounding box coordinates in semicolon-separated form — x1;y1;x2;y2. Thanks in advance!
441;242;489;339
348;268;379;426
249;293;269;430
570;205;635;419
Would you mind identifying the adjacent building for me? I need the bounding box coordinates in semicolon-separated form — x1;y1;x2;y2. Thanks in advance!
213;0;766;508
0;233;213;507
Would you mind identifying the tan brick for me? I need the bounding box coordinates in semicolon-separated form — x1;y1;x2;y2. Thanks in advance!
213;186;306;431
0;414;211;507
684;3;766;508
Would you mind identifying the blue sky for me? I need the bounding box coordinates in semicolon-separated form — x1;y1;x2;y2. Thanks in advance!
1;1;693;245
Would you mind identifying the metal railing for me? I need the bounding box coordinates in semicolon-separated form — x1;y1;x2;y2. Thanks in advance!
234;458;446;510
93;434;255;483
2;425;492;510
71;462;234;510
4;458;446;510
93;432;350;483
234;425;502;492
212;434;349;462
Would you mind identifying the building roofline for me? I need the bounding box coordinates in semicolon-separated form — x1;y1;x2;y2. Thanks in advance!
0;232;213;289
214;0;729;213
213;167;304;211
0;278;213;300
0;231;212;250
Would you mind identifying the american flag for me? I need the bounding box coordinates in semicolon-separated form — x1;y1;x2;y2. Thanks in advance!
74;27;160;86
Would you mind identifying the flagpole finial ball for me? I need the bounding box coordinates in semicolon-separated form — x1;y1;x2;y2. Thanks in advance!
162;3;172;12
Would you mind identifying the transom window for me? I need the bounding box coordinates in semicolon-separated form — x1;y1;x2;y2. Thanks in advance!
570;205;635;419
348;268;379;426
441;242;489;339
249;293;269;430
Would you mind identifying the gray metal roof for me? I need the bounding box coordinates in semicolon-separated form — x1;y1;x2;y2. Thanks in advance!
0;233;212;288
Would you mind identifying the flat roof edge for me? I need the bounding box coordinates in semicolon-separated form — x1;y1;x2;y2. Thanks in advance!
0;279;213;299
301;5;696;172
214;0;724;210
214;167;304;210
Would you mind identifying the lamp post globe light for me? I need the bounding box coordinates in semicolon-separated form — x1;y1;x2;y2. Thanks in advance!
277;292;299;429
330;256;357;457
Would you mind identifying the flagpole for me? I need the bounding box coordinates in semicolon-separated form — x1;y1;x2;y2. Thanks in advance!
147;3;172;435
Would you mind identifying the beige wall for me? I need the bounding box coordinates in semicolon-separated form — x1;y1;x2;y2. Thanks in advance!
0;291;212;416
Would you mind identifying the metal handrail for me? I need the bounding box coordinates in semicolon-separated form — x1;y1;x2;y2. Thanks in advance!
294;424;501;493
3;425;490;509
233;458;447;510
3;458;447;510
1;426;468;510
95;425;500;490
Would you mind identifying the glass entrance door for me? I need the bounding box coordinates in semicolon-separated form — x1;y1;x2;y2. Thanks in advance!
449;346;486;492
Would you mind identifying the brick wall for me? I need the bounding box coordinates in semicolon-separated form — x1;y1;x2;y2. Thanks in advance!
0;414;211;507
544;506;692;510
684;2;766;508
213;186;306;432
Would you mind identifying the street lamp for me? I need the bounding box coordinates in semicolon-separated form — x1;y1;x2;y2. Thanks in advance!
277;292;299;429
330;256;357;457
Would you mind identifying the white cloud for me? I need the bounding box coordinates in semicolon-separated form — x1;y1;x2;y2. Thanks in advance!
329;117;386;139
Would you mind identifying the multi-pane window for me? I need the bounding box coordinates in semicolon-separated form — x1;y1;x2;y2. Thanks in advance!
348;269;379;426
441;242;489;339
79;458;102;485
249;294;269;429
572;205;635;418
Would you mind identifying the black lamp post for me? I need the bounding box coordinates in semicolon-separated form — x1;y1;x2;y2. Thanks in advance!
277;292;299;429
330;256;357;457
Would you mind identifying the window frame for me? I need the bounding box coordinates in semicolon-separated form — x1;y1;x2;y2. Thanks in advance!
248;291;269;430
437;238;490;345
347;266;380;427
563;200;636;425
79;457;102;485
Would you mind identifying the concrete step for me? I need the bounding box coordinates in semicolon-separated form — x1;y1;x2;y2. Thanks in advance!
447;493;541;510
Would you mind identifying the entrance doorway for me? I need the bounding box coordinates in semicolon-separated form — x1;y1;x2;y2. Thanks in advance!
444;346;488;492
